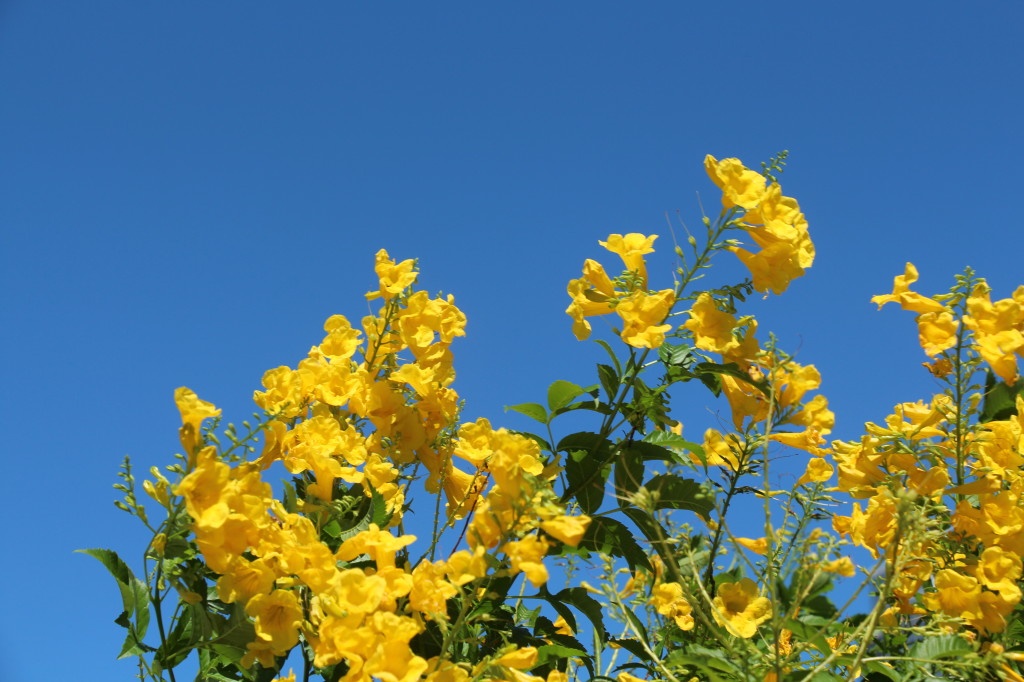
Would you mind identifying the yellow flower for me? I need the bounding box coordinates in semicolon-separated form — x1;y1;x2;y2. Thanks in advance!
684;293;739;353
735;537;769;555
502;536;551;587
917;311;958;357
616;289;675;349
651;581;696;630
245;589;304;655
174;387;221;456
704;155;767;210
871;263;947;314
599;233;657;284
540;514;591;547
711;578;772;638
796;457;834;486
822;557;856;577
366;248;417;300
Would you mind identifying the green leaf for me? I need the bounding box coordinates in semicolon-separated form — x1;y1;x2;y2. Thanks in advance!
980;369;1024;422
593;338;622;378
535;641;589;666
558;432;614;513
547;380;588;412
505;402;549;424
643;474;714;517
643;431;706;466
620;507;676;570
608;638;648;661
908;633;974;661
554;587;607;645
659;342;696;368
78;548;151;656
597;364;619;401
613;444;646;497
576;516;652;572
694;361;771;397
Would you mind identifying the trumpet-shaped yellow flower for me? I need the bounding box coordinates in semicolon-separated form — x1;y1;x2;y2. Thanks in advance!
705;155;767;210
871;263;947;314
651;581;695;630
366;248;418;300
711;578;772;638
616;289;675;348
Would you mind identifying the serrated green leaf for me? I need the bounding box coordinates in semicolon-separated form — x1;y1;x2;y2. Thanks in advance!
505;402;549;424
554;587;607;645
576;516;652;572
548;380;588;412
643;474;714;517
608;638;648;661
613;445;646;497
558;432;614;513
909;633;973;661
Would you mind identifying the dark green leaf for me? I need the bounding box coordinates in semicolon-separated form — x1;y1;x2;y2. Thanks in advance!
613;445;646;497
643;474;714;517
558;432;614;513
694;361;771;397
980;369;1024;422
598;364;619;401
620;507;676;570
608;638;648;661
505;402;549;424
576;517;652;572
554;587;607;645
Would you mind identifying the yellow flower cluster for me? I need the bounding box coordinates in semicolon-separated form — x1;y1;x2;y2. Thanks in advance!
704;155;814;295
565;233;676;348
831;267;1024;634
169;250;590;679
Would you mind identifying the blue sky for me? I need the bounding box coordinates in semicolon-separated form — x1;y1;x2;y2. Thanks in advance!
2;1;1023;679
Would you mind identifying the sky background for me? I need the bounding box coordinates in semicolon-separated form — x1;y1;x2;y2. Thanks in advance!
2;1;1023;679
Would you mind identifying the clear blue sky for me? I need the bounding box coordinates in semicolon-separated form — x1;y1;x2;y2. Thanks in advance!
2;2;1023;679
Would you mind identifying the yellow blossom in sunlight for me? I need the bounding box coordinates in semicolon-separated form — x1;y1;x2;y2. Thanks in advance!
366;248;417;300
245;589;304;657
735;537;769;555
502;536;551;587
496;647;539;670
651;581;695;630
871;263;947;314
616;289;675;348
729;240;807;295
684;292;739;353
700;429;741;469
599;233;657;283
174;387;222;456
540;514;591;547
704;155;767;210
917;311;958;357
711;578;772;638
922;569;983;621
823;557;856;577
797;457;834;486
